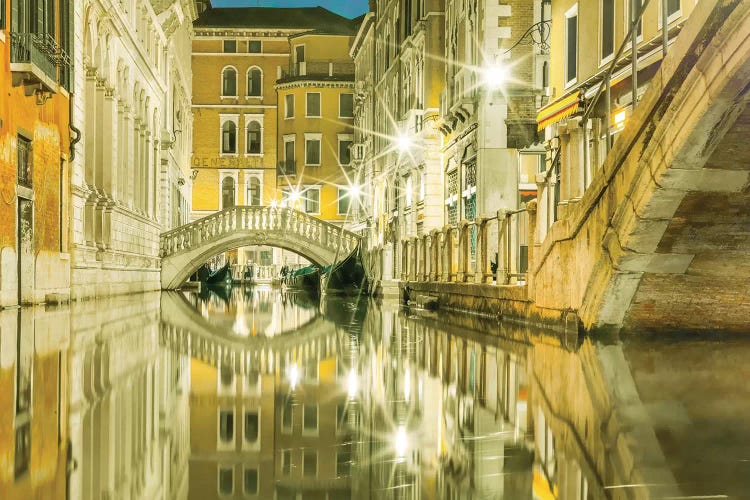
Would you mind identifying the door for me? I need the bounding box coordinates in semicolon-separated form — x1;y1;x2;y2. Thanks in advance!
17;199;33;304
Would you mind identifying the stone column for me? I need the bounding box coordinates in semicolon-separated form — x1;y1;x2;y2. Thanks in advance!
536;174;548;243
130;116;139;210
567;117;586;203
526;200;538;295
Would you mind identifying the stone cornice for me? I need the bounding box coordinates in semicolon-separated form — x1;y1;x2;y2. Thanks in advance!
274;80;355;91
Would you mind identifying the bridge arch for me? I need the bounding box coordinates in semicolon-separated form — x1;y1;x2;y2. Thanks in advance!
160;206;359;289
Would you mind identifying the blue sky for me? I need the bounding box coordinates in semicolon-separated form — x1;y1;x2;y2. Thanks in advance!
212;0;369;19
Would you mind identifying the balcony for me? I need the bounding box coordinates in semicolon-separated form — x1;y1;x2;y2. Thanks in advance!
277;160;297;176
277;61;355;83
10;32;69;93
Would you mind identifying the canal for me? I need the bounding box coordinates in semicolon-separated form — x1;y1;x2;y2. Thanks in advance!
2;287;749;499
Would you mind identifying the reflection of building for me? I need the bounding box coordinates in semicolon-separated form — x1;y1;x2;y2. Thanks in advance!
0;0;73;306
0;308;69;497
180;293;353;500
190;5;360;269
68;294;191;500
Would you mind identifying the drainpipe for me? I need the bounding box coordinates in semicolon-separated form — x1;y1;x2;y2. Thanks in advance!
69;93;82;161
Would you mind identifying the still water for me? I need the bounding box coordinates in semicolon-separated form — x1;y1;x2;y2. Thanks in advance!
2;286;749;499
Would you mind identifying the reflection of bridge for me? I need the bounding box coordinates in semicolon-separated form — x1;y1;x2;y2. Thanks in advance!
159;291;342;374
159;206;360;289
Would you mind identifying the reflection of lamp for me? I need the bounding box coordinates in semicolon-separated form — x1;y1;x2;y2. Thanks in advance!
394;426;408;458
287;364;299;390
347;370;358;398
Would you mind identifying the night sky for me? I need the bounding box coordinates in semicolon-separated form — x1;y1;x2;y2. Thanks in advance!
212;0;369;19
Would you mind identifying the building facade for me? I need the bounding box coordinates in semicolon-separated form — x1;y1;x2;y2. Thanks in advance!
190;6;360;270
0;0;74;306
69;0;196;299
535;0;697;242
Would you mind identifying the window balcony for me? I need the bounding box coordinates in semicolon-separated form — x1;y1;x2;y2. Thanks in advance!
10;32;69;93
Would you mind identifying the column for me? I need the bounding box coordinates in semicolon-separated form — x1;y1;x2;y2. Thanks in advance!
567;117;585;203
131;117;140;210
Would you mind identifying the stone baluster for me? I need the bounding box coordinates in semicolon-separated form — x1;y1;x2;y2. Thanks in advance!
457;221;468;282
475;216;489;284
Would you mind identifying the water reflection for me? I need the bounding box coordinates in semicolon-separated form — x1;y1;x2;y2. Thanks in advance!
1;289;749;499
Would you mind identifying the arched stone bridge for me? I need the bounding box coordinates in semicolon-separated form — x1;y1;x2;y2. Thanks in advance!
533;0;750;333
160;206;360;289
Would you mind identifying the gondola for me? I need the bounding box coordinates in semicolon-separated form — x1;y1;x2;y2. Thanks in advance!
285;264;322;295
323;245;368;295
198;262;232;284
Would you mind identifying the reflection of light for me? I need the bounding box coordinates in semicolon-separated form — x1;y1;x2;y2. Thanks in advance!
404;367;410;400
287;364;299;390
481;63;508;90
394;426;408;458
347;370;358;398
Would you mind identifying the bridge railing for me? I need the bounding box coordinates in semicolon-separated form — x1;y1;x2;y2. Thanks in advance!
160;206;360;258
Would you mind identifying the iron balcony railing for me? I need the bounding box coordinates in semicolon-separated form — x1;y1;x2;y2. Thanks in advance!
278;61;355;81
10;32;71;90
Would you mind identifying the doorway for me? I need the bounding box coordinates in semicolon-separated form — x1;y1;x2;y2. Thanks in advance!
17;198;33;304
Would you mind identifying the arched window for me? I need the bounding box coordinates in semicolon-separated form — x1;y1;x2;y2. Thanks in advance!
246;121;261;154
222;176;236;209
247;68;262;97
247;177;261;206
222;67;237;96
222;121;236;153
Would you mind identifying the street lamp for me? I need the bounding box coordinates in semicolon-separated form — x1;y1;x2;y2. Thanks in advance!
481;62;509;90
395;134;412;153
348;184;361;199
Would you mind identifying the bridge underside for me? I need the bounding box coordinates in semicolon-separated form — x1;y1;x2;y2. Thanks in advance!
622;107;750;333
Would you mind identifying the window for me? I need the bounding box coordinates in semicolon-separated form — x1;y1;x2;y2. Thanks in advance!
219;410;234;443
303;404;318;433
601;0;614;62
222;67;237;96
295;45;305;63
565;5;578;86
247;177;261;205
306;92;321;117
244;412;259;443
303;450;317;477
221;176;236;209
338;188;350;215
248;40;262;53
218;467;233;495
282;449;292;475
338;137;353;165
282;137;296;175
303;187;320;214
405;176;413;207
244;468;259;495
336;449;351;476
247;67;261;97
223;40;236;53
17;135;32;187
305;137;321;165
285;94;294;118
222;121;237;153
339;93;354;117
666;0;680;20
282;399;293;431
246;121;261;154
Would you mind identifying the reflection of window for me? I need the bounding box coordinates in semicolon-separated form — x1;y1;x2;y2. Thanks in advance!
244;468;259;494
282;400;293;431
220;365;234;386
339;93;354;117
222;67;237;96
282;449;292;475
303;450;317;477
336;449;351;476
305;138;321;165
246;121;261;154
248;40;262;53
222;121;236;153
223;40;236;53
306;92;321;117
303;187;320;214
221;176;236;209
219;410;234;443
218;467;233;495
244;412;259;443
285;94;294;118
247;68;262;97
14;421;30;479
338;187;350;216
303;404;318;432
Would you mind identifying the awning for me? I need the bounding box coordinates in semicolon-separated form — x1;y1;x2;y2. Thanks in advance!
536;91;581;131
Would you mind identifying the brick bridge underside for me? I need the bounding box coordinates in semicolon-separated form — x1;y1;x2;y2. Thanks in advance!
533;0;750;333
